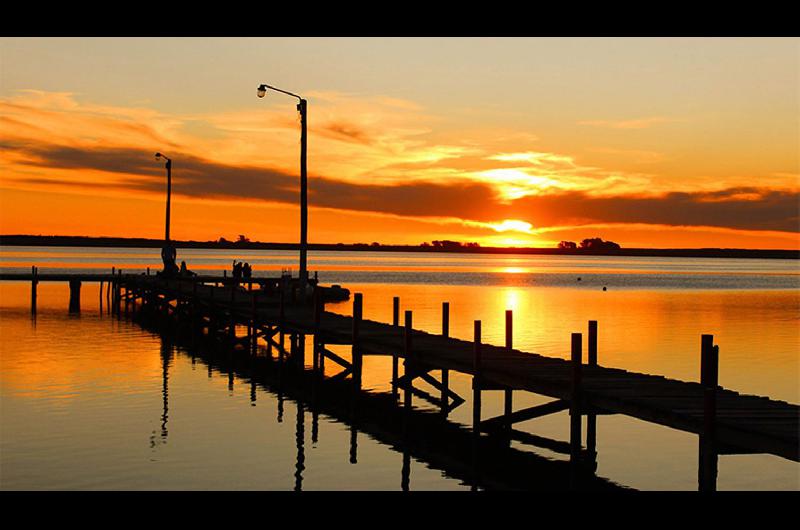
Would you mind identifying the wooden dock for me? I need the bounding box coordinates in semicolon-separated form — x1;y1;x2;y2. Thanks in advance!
3;270;798;490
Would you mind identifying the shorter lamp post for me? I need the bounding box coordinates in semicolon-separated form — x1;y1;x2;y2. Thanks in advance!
155;152;176;274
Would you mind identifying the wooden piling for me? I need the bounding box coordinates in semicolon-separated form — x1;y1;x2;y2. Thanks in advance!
699;334;718;492
588;320;598;366
31;266;38;315
313;291;322;373
587;321;598;471
570;332;583;488
441;301;450;415
352;293;363;391
403;310;413;431
68;279;81;313
504;310;513;443
279;290;285;363
392;296;400;397
250;291;258;355
472;319;482;487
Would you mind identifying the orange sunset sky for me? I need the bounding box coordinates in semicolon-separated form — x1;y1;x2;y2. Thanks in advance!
1;37;798;249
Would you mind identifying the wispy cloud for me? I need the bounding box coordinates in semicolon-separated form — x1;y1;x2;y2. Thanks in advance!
578;116;683;129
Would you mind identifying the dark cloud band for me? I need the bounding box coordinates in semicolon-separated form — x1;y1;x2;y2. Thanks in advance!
5;142;798;233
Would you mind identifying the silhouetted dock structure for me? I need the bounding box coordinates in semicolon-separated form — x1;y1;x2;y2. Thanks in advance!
3;269;798;490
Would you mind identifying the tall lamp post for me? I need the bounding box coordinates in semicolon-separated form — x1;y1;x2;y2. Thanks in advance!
155;152;177;274
257;83;308;290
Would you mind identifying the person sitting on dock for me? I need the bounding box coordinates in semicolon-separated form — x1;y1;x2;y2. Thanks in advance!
179;261;197;277
159;243;180;277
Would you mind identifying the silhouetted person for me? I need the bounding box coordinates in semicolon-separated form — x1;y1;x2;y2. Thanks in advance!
160;243;179;277
232;261;242;279
243;262;252;278
179;260;196;277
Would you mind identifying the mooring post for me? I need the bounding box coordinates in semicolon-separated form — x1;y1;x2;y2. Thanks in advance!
279;289;285;364
699;334;719;492
297;334;306;371
229;283;236;340
31;265;38;315
588;320;598;366
392;296;400;398
441;301;450;416
147;267;150;276
68;279;81;313
503;310;514;445
586;320;598;472
115;270;122;317
472;319;482;489
402;310;413;435
351;293;363;413
250;291;258;355
313;290;322;373
570;332;583;489
106;268;112;313
350;293;363;417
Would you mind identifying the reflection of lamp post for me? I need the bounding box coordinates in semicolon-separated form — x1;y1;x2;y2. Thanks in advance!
257;83;308;289
155;152;176;274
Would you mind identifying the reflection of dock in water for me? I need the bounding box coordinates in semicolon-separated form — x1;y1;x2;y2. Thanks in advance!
139;314;623;491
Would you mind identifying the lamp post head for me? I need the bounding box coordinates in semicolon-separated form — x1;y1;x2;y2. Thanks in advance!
155;152;171;168
257;84;268;98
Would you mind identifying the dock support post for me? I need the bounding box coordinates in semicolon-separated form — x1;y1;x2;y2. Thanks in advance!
402;310;413;435
350;293;364;418
31;266;38;315
313;291;323;373
588;320;598;366
279;290;285;364
472;320;482;490
392;296;400;398
586;320;598;472
441;302;450;416
504;310;513;446
297;334;305;371
68;279;81;313
570;332;583;489
699;334;719;492
250;292;258;355
115;270;122;317
351;293;363;415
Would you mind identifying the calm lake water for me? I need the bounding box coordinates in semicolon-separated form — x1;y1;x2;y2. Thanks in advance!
1;246;798;490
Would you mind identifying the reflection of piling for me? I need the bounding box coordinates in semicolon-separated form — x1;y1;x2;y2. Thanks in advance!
295;402;305;491
349;424;358;464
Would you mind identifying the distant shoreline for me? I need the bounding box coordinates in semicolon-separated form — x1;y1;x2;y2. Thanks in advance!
2;235;798;260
